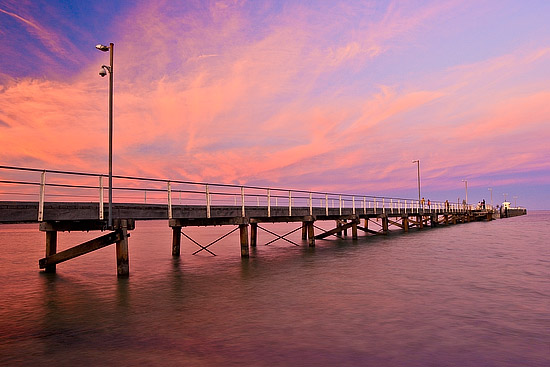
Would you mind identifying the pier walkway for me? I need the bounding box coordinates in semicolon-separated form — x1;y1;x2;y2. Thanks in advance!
1;166;502;277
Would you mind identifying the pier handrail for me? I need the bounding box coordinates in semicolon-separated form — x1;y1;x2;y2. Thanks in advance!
0;165;469;220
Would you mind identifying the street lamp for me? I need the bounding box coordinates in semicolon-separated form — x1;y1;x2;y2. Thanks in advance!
96;42;114;229
462;179;468;205
488;187;493;208
513;196;518;208
412;160;421;204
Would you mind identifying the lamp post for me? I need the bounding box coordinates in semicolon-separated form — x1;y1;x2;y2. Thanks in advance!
488;187;493;208
513;196;518;208
96;42;114;229
462;179;468;206
412;160;421;204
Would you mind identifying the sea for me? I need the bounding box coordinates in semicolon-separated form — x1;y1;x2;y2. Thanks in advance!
0;211;548;366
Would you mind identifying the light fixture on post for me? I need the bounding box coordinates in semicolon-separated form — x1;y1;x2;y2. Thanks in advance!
96;42;114;229
462;179;468;206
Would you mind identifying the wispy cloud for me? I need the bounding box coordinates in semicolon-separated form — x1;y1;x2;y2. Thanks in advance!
1;0;549;208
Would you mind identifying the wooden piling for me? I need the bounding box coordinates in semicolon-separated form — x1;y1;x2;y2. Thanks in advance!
301;222;307;240
382;216;389;234
352;220;358;240
239;224;249;258
172;226;181;257
402;216;409;232
45;231;57;273
344;221;349;237
250;223;258;247
116;220;129;277
307;221;315;247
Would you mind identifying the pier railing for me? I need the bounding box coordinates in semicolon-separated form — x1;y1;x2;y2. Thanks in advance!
0;165;470;221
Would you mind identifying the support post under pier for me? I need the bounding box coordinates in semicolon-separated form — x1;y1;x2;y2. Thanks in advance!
116;220;130;278
250;223;258;247
240;224;249;258
172;226;181;257
382;216;389;234
307;221;315;247
45;231;57;273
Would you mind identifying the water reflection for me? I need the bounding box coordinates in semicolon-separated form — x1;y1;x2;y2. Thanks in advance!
1;216;549;366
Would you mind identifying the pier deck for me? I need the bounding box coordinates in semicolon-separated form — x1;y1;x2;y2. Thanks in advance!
0;165;524;277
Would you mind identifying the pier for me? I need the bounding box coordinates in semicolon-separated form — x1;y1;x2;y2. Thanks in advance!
0;166;520;277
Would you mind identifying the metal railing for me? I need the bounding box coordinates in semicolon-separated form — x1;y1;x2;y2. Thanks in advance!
0;165;471;221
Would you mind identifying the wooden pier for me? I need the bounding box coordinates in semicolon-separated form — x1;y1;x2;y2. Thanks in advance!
0;166;524;277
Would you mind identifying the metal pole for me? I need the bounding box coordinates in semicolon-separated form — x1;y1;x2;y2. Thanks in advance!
413;160;421;203
108;43;114;229
462;179;468;205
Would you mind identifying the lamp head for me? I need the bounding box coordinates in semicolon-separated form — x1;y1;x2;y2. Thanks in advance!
95;44;110;52
98;65;110;77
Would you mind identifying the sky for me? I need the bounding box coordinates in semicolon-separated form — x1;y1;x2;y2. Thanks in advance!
1;0;549;209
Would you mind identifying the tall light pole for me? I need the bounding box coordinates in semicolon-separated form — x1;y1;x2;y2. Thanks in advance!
462;179;468;205
488;187;493;208
96;42;114;229
412;160;421;204
513;196;518;208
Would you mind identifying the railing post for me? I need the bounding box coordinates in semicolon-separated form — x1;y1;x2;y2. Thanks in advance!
167;181;172;219
288;191;292;216
99;175;104;220
241;186;245;217
309;192;313;216
391;198;394;213
206;184;211;219
382;198;385;214
374;198;377;214
352;197;356;215
363;197;366;214
325;194;329;216
38;170;46;222
267;188;271;217
339;195;342;215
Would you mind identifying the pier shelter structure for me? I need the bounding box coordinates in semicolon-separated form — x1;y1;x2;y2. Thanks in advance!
0;166;509;277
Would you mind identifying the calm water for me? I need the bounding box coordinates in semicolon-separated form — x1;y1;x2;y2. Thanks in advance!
0;212;548;366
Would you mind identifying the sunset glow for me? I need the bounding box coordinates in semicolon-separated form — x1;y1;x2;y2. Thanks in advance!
1;0;549;208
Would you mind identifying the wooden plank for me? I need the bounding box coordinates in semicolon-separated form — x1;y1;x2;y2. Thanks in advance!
169;217;248;227
315;221;356;240
250;215;315;223
39;219;135;232
388;218;403;229
357;225;380;235
39;231;122;269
